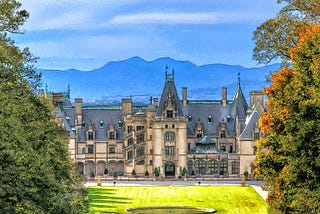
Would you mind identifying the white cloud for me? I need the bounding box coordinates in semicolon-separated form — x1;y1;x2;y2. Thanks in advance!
109;12;266;25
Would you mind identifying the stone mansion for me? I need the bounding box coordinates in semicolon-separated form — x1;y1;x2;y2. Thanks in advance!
54;69;264;179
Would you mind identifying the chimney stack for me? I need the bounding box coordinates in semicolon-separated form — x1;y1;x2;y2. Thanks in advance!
182;87;187;106
249;91;264;112
122;98;132;116
153;97;158;108
75;98;83;128
222;87;227;107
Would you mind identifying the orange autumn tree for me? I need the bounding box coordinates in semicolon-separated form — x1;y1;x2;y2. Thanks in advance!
256;24;320;213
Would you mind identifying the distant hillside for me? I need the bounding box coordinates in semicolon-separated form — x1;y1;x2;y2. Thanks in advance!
39;57;280;105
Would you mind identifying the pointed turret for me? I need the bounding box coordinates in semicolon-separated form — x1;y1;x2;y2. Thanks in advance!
156;68;183;117
232;73;248;120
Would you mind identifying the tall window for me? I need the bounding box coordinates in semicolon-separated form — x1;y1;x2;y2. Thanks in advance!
88;145;94;154
207;160;218;174
109;131;115;139
165;146;175;156
127;151;133;160
88;131;94;140
127;138;133;146
127;125;133;133
136;147;145;157
254;132;260;140
165;132;175;141
220;159;228;175
136;134;145;144
231;161;239;174
195;160;206;174
220;130;226;138
167;110;173;118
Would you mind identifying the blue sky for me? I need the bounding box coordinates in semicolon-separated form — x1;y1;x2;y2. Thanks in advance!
14;0;283;71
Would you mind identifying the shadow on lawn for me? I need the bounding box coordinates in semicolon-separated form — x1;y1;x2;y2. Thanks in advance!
88;187;130;213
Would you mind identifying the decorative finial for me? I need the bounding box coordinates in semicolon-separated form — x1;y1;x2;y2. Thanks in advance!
237;72;241;88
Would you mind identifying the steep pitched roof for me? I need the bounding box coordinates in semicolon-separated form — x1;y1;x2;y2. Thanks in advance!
182;101;235;137
239;108;261;139
231;73;249;121
156;70;184;117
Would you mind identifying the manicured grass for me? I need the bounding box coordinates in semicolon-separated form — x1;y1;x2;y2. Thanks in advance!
87;185;267;214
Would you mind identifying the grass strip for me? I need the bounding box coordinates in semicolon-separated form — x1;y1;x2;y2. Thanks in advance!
87;185;267;214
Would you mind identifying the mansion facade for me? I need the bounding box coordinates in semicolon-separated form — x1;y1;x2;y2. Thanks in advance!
54;69;264;179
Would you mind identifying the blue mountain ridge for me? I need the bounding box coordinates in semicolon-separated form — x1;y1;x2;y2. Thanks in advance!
39;56;280;105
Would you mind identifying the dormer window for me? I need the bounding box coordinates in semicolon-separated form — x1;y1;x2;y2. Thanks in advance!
99;120;104;128
118;120;123;128
220;130;226;138
109;131;115;140
88;131;94;140
167;110;173;118
188;115;192;124
208;115;212;124
82;120;85;128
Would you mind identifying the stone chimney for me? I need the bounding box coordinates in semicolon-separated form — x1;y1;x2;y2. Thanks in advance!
182;87;187;106
75;98;83;128
122;98;132;116
222;87;227;107
250;91;264;112
153;97;158;108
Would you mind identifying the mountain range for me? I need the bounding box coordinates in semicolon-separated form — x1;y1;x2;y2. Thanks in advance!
39;57;280;105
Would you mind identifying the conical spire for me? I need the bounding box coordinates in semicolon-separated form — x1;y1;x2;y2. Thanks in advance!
232;73;248;120
156;66;183;117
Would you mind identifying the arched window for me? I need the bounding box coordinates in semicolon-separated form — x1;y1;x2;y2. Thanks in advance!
165;132;175;141
207;160;219;174
195;160;206;174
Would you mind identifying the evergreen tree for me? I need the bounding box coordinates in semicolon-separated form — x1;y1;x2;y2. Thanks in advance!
0;1;88;213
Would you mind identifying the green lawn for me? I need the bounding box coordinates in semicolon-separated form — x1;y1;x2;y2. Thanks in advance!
87;185;267;214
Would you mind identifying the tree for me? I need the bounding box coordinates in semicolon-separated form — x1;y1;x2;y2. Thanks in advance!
0;1;88;213
255;24;320;213
253;0;320;64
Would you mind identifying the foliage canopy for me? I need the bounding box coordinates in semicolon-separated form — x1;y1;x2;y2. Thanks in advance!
254;1;320;213
0;0;88;213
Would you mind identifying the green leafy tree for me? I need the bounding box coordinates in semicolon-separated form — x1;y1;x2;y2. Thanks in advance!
253;0;320;64
0;0;88;213
255;24;320;213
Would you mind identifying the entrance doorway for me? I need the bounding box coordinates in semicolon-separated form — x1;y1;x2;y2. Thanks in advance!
165;162;175;177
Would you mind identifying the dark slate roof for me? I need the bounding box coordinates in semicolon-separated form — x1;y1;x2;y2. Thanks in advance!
239;108;260;139
182;102;235;136
62;107;123;141
231;75;248;121
156;72;184;117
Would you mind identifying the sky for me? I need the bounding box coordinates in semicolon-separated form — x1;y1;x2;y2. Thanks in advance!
13;0;284;71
